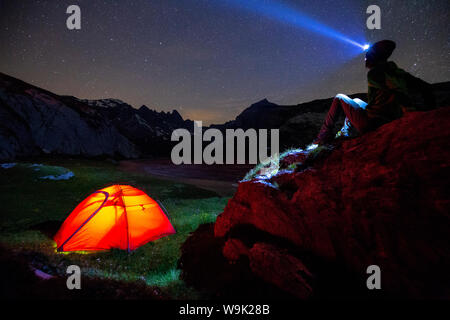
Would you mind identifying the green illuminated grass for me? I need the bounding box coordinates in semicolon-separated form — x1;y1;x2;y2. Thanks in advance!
0;159;228;299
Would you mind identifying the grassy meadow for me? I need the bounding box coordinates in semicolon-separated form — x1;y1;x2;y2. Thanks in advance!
0;159;228;299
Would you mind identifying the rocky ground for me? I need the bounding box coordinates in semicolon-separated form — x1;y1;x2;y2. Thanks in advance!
0;245;165;299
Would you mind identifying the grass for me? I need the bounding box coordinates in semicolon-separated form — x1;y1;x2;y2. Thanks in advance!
242;145;335;182
242;147;302;181
0;158;229;299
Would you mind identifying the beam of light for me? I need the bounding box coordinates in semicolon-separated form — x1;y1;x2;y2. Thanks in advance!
221;0;367;51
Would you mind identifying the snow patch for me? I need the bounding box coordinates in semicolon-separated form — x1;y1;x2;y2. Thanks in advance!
40;171;75;180
29;163;43;171
1;163;17;169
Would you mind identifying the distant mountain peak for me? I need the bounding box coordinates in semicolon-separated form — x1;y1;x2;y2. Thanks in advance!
250;98;276;107
170;109;182;118
256;98;269;104
80;98;129;108
242;99;279;114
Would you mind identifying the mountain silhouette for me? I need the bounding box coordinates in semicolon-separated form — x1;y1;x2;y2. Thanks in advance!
1;71;449;161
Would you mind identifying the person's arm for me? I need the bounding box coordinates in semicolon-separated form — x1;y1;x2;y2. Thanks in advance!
366;67;384;106
366;66;403;121
366;68;388;111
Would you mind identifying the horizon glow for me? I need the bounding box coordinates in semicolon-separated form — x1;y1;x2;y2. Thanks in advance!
222;0;368;51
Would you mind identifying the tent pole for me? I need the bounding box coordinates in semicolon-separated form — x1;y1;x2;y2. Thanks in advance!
120;186;131;253
57;191;109;252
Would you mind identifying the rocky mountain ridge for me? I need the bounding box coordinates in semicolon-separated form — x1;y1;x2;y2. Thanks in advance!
1;71;449;161
0;72;192;160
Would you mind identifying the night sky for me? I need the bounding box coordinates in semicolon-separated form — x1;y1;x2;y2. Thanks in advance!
0;0;448;124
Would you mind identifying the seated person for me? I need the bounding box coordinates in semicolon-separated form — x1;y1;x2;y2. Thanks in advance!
313;39;435;145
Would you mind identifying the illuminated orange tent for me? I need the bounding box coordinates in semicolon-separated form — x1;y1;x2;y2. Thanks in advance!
54;185;175;252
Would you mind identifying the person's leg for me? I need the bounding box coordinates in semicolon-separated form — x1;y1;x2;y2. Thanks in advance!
338;98;369;137
353;98;368;109
314;94;369;144
338;117;354;137
340;98;370;133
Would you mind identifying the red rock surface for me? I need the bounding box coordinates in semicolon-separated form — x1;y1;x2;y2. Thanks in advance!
182;107;450;299
279;149;309;168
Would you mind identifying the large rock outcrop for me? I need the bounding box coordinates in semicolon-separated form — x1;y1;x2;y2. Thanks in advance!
0;73;140;160
181;106;450;299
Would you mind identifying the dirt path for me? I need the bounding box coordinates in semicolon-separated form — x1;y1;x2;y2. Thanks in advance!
119;159;253;197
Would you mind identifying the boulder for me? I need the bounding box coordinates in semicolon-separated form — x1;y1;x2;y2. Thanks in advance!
248;242;314;299
181;107;450;299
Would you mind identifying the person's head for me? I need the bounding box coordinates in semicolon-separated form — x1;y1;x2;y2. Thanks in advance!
365;40;396;69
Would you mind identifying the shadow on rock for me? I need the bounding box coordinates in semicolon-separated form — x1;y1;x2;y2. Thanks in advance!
178;223;296;300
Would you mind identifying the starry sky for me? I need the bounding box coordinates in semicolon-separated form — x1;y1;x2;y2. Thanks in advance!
0;0;449;124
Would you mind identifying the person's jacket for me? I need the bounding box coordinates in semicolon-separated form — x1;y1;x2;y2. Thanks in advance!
366;61;435;125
